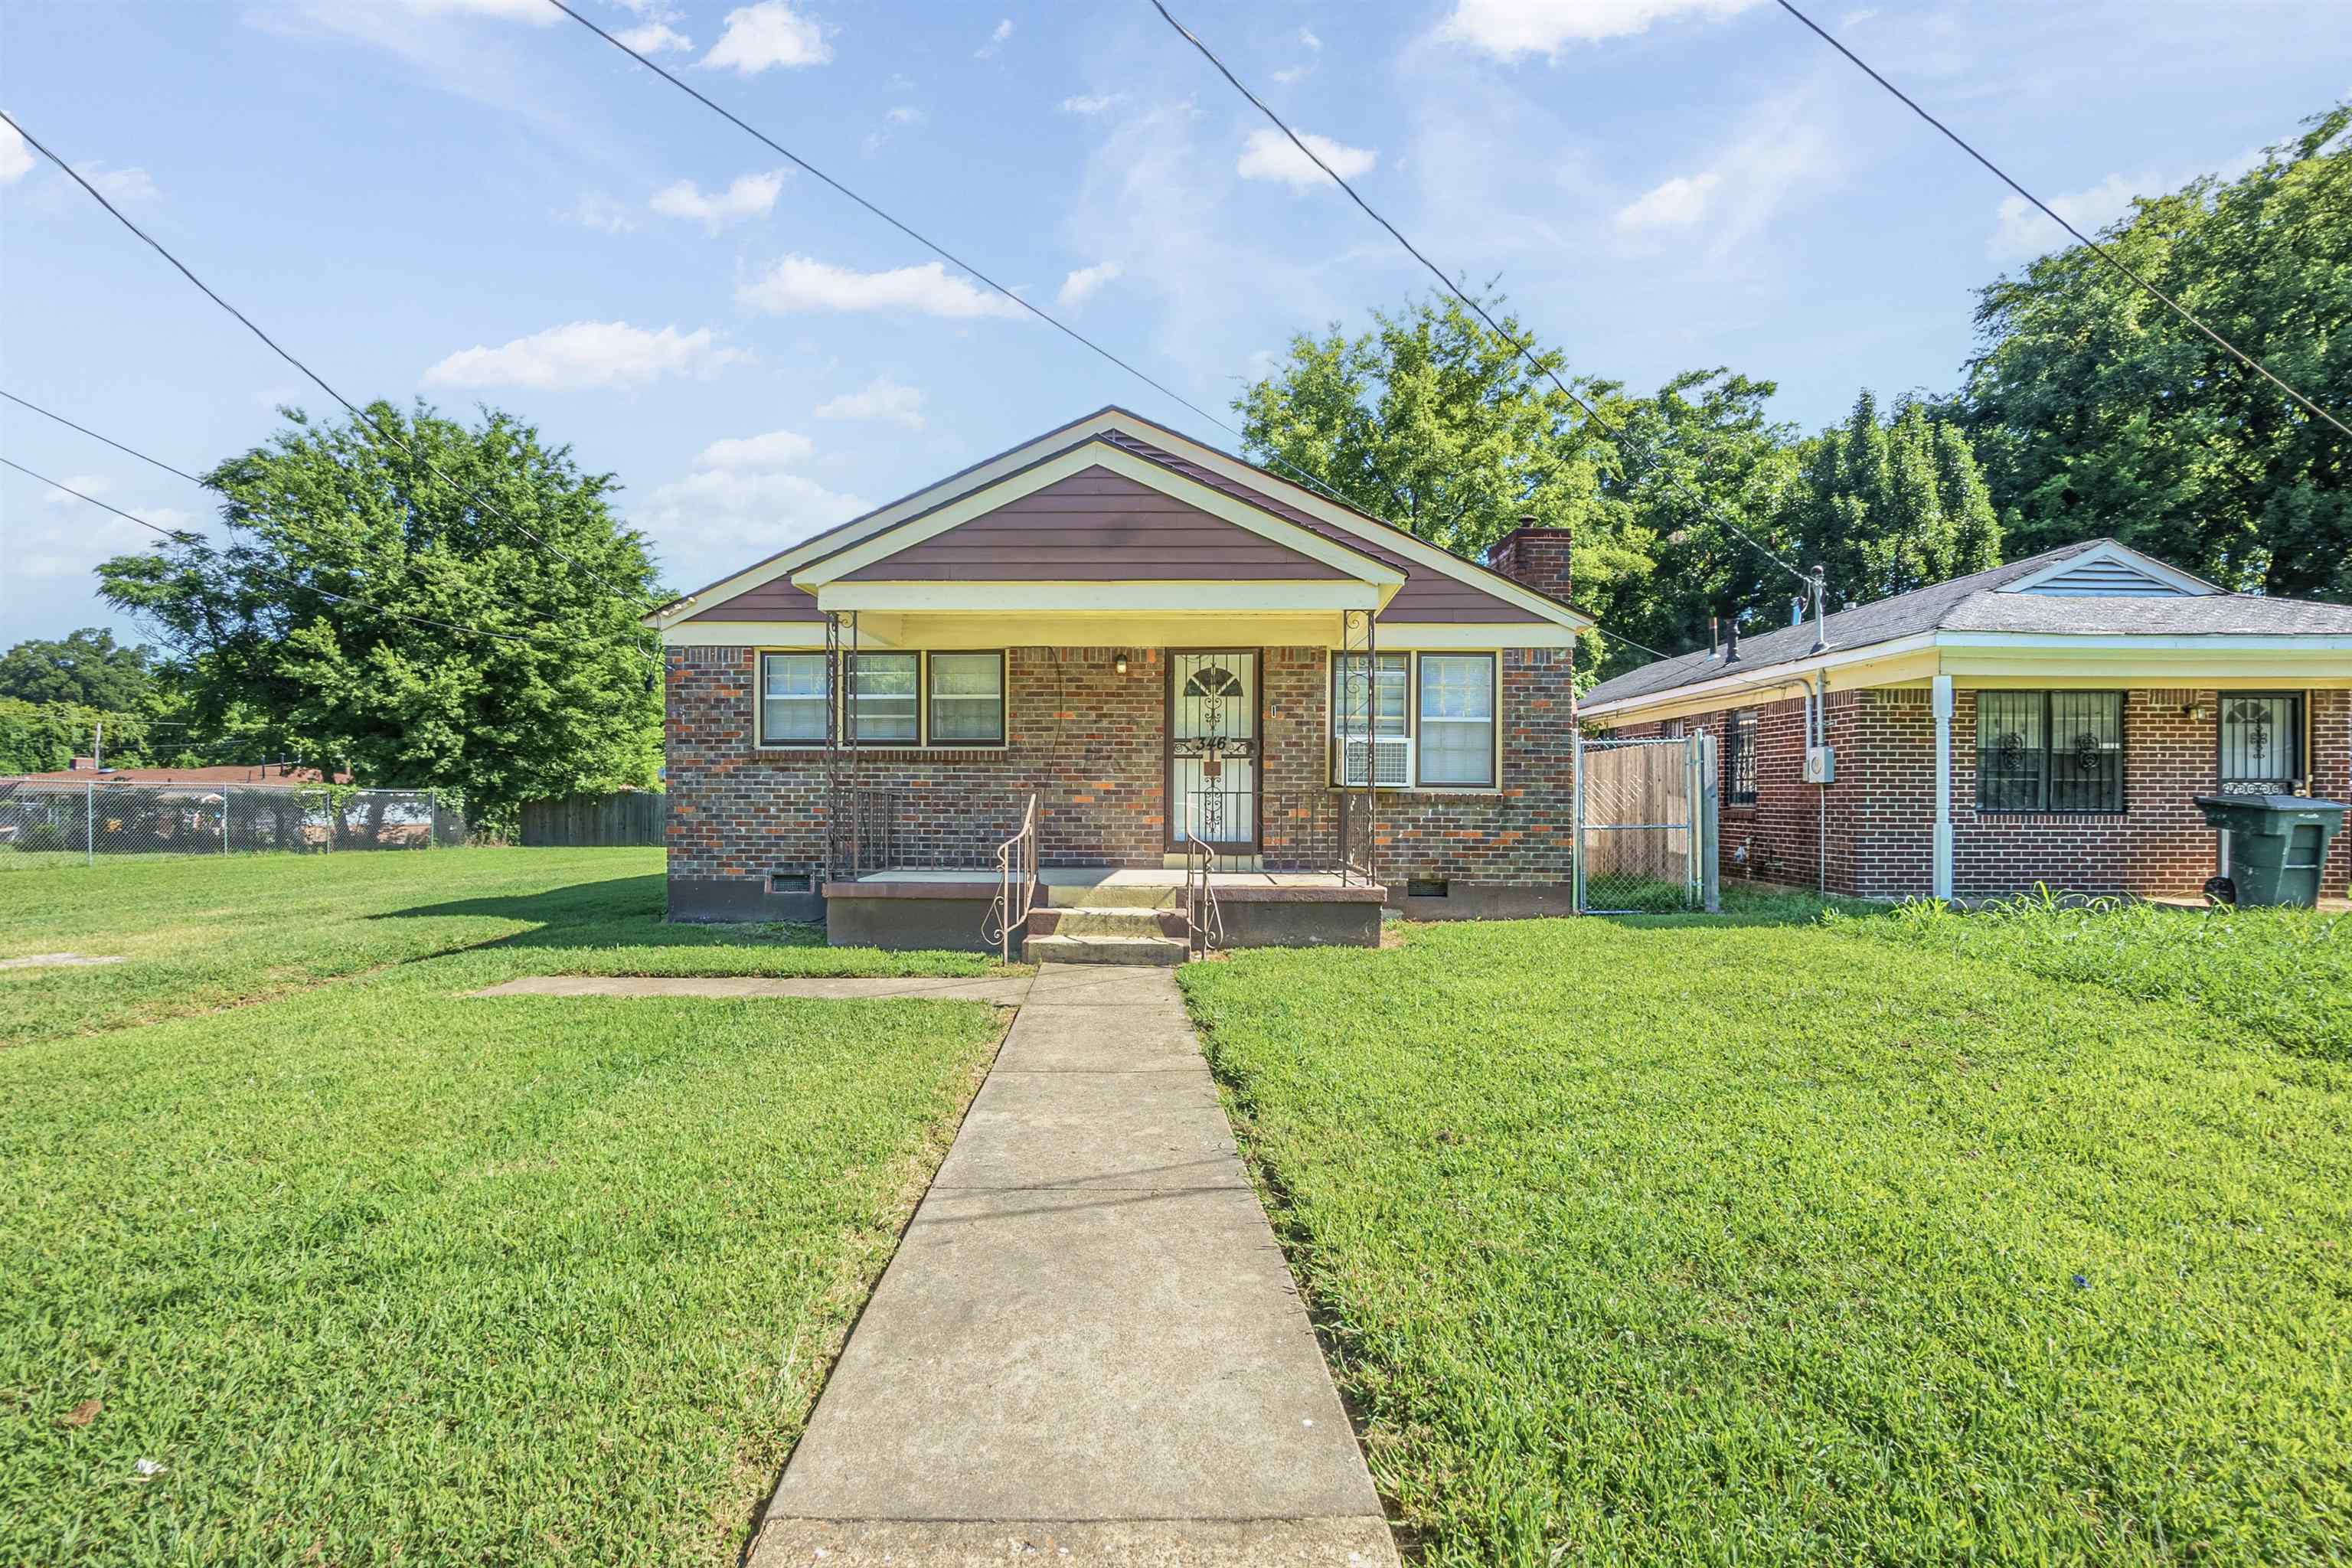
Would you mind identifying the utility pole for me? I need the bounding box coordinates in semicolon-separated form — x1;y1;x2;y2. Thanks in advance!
93;718;103;771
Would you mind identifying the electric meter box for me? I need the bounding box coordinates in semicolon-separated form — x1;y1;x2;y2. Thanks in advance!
1804;746;1836;785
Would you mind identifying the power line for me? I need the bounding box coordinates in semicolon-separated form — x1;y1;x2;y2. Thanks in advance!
541;0;1674;666
0;111;667;620
3;458;572;648
3;387;564;628
1772;2;2348;443
2;389;207;485
1147;0;1818;596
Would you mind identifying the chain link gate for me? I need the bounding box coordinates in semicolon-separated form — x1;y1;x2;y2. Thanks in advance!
1573;732;1719;914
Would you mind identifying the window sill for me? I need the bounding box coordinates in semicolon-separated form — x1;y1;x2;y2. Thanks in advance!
752;745;1010;757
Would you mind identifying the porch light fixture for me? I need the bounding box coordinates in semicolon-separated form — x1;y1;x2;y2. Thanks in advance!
1114;651;1129;675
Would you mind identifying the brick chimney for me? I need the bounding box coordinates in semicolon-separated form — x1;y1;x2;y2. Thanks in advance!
1485;515;1573;603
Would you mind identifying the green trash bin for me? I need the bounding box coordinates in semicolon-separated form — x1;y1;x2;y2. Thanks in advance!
2194;795;2349;907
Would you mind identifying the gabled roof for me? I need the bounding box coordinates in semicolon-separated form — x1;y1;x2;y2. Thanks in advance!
1582;538;2352;710
646;407;1591;632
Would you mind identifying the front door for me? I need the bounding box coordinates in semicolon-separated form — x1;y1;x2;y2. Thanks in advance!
2219;693;2305;795
1168;650;1259;852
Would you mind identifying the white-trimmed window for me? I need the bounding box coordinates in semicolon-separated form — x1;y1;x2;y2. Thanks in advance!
1331;650;1500;791
926;652;1006;746
846;652;920;744
1417;654;1496;789
759;652;829;746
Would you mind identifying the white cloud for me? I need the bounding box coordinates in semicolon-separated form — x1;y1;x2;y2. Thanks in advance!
1297;27;1322;50
737;254;1024;320
42;475;114;508
1984;147;2262;263
694;428;817;469
614;19;691;52
1;122;33;185
423;321;748;390
701;2;829;74
1271;65;1313;85
1614;170;1722;230
634;465;869;589
561;191;638;233
1235;126;1375;188
1439;0;1760;57
1056;260;1122;307
389;0;558;18
975;16;1012;57
1060;93;1122;115
74;162;158;202
815;374;926;430
649;168;787;229
884;105;926;126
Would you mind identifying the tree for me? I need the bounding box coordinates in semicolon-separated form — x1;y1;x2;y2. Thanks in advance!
0;628;154;710
1782;390;2002;609
1233;292;1672;671
97;400;662;828
1960;103;2351;600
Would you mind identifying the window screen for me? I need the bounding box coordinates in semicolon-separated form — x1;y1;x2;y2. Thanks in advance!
1417;655;1495;788
759;652;828;746
927;653;1005;745
1331;652;1410;786
846;652;919;744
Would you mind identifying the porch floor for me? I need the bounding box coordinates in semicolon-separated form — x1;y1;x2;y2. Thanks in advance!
851;867;1371;892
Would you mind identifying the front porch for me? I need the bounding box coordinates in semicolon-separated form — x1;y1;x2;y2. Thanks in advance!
823;865;1390;959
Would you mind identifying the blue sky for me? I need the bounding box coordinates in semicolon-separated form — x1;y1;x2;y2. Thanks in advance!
5;0;2347;649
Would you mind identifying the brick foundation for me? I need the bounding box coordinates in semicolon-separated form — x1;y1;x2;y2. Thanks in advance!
1612;686;2351;902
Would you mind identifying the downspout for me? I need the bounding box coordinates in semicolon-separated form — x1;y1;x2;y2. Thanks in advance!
1931;674;1954;902
1811;671;1828;895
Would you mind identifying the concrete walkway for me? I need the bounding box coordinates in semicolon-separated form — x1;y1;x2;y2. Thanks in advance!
750;964;1397;1567
470;974;1037;1004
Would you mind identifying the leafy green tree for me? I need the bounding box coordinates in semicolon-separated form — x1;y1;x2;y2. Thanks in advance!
0;699;153;774
1783;390;2002;609
97;401;662;828
0;628;154;711
1961;103;2350;599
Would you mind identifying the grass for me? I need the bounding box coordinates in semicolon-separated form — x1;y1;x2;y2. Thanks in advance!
1835;893;2351;1061
0;848;996;1049
1179;909;2352;1566
0;849;1011;1565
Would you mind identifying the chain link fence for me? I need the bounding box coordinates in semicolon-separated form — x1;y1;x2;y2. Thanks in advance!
1574;735;1714;914
0;783;466;869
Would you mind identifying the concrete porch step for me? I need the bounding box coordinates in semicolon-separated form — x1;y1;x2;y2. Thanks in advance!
1027;906;1189;939
1044;878;1185;911
1021;932;1189;966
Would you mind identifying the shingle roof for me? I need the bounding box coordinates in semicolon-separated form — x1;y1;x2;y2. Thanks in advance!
1583;538;2352;709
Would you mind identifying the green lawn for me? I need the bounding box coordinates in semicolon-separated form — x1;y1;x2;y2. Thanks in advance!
0;849;1009;1565
0;848;994;1049
1179;907;2352;1566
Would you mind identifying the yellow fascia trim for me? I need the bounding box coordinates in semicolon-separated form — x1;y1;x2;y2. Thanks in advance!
794;442;1405;590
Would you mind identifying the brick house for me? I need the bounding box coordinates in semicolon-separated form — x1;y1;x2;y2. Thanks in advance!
646;407;1591;952
1582;540;2352;903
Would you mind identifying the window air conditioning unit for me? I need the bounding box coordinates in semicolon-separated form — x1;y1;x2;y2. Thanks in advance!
1338;733;1413;788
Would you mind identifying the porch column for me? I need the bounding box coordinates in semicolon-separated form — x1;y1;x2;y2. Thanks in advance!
1931;675;1955;901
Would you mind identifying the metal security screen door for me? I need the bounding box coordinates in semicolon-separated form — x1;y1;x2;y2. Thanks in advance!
1168;651;1259;851
2220;694;2305;795
1574;732;1714;914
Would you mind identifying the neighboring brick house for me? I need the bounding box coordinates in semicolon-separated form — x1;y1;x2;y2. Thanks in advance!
647;407;1592;948
1583;541;2352;903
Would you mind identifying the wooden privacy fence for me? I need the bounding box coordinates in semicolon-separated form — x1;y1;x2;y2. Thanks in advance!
520;791;665;847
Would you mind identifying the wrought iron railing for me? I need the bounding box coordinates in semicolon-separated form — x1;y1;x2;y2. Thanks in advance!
840;789;897;878
984;792;1038;963
1181;827;1226;961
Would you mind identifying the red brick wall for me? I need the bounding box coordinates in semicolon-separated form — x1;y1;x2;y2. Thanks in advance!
1485;526;1575;603
668;641;1579;891
1612;684;2352;902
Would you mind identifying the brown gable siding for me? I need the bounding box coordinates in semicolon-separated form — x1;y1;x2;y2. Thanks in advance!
685;577;822;623
835;466;1350;582
1096;432;1545;623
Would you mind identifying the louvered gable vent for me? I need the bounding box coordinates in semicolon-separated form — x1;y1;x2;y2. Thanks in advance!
2011;557;2190;597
